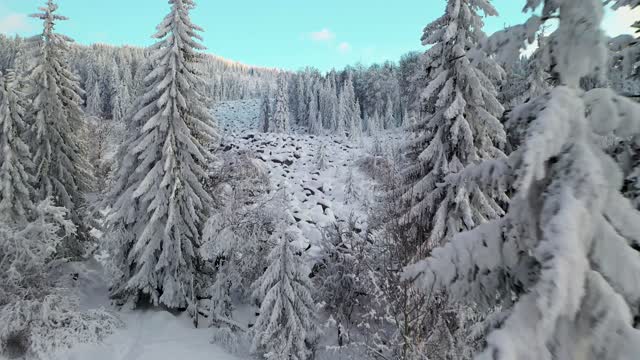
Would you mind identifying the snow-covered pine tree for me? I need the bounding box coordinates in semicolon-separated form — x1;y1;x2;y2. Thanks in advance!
316;143;328;171
26;0;93;250
308;89;323;135
104;0;218;315
85;81;103;117
337;74;358;137
368;109;382;136
251;224;318;360
271;76;290;133
259;91;271;133
296;76;307;125
404;0;640;358
383;97;395;129
349;99;363;140
344;168;359;205
398;0;507;252
110;69;131;122
0;70;34;226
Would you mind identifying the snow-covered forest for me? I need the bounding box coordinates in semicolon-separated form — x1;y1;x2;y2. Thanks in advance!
0;0;639;359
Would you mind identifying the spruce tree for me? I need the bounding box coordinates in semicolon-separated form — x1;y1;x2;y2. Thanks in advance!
26;0;93;248
384;98;395;129
399;0;506;252
251;224;317;360
0;70;34;225
271;76;290;133
105;0;218;313
259;92;271;133
405;0;640;358
308;90;322;135
86;81;103;117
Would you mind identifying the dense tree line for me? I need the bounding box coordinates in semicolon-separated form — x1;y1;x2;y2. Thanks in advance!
1;0;640;359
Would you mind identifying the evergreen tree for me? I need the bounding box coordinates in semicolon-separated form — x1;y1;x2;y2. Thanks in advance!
26;0;93;248
368;109;382;136
251;224;318;360
0;70;34;225
86;81;103;117
337;74;358;136
384;97;395;129
271;76;290;133
259;92;271;133
349;99;363;140
399;0;506;252
308;89;322;135
105;0;218;314
295;75;306;125
316;143;328;171
111;70;131;122
405;0;640;358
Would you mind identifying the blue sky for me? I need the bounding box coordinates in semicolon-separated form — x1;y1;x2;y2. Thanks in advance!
0;0;637;72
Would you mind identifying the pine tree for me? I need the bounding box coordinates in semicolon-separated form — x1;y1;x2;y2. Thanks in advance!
337;74;358;137
404;0;640;358
271;76;290;133
384;97;395;129
349;99;363;140
259;92;271;133
316;143;328;171
399;0;506;252
368;109;381;136
308;90;322;135
0;70;34;225
26;0;93;248
111;69;131;122
293;76;305;126
251;224;318;360
344;168;359;205
85;81;103;117
105;0;219;314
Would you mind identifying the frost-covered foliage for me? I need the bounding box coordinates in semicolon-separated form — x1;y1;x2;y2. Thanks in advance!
104;0;218;314
608;32;640;96
0;199;121;359
270;76;290;133
202;151;274;344
399;0;507;252
0;70;34;226
0;294;122;360
251;221;318;360
404;0;640;358
25;0;93;249
0;199;74;305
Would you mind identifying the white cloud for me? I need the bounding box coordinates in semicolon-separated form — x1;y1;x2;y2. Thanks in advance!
0;13;32;34
338;42;351;54
603;6;640;37
310;28;335;42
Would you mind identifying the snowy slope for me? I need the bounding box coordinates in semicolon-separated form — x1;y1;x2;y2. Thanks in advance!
51;260;241;360
217;100;378;255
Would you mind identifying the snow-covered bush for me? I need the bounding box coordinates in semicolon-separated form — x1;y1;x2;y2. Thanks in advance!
0;199;121;359
0;199;74;306
404;0;640;358
0;294;122;359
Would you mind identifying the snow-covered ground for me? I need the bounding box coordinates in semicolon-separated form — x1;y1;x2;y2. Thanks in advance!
55;99;390;360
